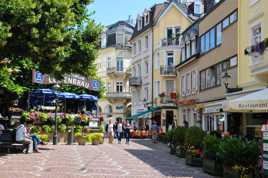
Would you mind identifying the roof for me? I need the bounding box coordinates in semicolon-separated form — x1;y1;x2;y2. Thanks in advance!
106;21;134;30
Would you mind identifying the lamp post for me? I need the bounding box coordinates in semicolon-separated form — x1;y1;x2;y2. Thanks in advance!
222;72;242;93
52;84;60;145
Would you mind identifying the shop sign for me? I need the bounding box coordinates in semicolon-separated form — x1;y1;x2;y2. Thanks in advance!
204;104;223;114
115;105;124;112
238;103;268;110
32;70;100;91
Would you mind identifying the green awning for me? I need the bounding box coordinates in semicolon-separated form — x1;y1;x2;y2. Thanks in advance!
127;106;160;120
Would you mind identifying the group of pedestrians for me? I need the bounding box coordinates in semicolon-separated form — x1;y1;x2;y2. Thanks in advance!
106;120;131;144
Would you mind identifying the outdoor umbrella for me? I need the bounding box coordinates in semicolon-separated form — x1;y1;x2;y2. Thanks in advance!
57;92;80;113
79;94;98;102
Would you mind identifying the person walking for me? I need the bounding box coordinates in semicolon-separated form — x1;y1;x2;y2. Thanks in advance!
107;120;114;144
124;122;131;144
117;120;123;144
151;121;159;144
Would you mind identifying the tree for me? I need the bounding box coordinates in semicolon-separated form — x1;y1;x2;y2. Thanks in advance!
0;0;102;95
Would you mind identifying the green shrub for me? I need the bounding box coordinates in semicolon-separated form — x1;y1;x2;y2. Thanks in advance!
218;138;260;168
31;126;41;134
203;135;221;160
58;124;67;133
21;112;30;121
39;112;49;123
173;127;187;147
185;126;205;149
66;114;75;126
56;116;63;124
87;133;104;144
39;134;49;142
166;129;175;143
42;125;52;134
74;125;82;134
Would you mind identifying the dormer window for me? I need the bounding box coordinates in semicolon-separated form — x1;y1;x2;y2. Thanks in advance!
137;17;143;31
144;13;150;25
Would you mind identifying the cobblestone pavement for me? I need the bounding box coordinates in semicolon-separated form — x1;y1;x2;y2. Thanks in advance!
0;139;215;178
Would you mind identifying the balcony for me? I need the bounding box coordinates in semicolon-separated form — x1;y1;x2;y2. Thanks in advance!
160;66;176;76
155;92;177;107
129;77;142;87
106;67;125;76
245;38;268;82
106;92;131;99
161;37;180;48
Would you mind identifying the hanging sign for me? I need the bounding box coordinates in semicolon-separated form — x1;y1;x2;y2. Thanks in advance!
32;70;100;91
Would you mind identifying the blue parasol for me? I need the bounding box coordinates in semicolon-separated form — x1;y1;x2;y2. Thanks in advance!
79;94;98;102
57;92;79;99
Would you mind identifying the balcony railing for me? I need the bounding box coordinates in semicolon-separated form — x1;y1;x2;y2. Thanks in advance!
161;37;180;47
106;92;131;99
106;67;124;74
160;66;176;76
129;77;142;86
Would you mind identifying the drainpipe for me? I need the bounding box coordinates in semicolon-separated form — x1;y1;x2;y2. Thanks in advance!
151;28;154;109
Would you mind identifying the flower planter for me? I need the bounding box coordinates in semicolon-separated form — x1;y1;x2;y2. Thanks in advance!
92;140;99;145
202;158;223;176
76;136;86;145
223;167;253;178
185;152;202;167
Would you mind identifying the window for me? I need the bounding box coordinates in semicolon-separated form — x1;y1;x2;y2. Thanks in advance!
155;81;160;96
216;64;222;86
167;52;174;66
144;87;149;100
138;64;141;77
186;42;191;59
191;71;197;91
145;35;149;49
133;67;136;77
181;46;186;62
116;81;123;93
116;57;123;71
145;61;149;73
138;18;143;31
138;40;142;52
191;39;196;55
181;76;185;96
167;28;173;45
252;24;262;46
222;60;230;72
145;14;149;25
209;28;215;49
230;11;237;24
200;71;206;90
175;27;181;45
186;73;191;95
205;32;210;52
107;57;112;69
155;52;160;69
201;36;205;53
107;33;116;47
166;80;175;94
216;23;222;46
107;82;112;92
222;17;230;29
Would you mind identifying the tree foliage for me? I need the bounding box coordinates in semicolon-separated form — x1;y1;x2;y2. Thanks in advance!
0;0;102;95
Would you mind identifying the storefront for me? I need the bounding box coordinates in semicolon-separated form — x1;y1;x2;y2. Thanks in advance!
202;101;227;133
224;88;268;138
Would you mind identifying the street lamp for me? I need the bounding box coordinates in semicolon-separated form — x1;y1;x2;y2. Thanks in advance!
222;72;242;93
52;83;60;145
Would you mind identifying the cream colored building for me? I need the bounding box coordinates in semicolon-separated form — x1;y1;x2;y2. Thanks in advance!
96;21;134;123
129;0;198;131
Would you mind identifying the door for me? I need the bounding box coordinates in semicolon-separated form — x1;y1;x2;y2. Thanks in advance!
166;111;174;131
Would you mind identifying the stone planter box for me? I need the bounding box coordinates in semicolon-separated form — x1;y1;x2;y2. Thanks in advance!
202;157;223;176
223;167;253;178
185;152;202;167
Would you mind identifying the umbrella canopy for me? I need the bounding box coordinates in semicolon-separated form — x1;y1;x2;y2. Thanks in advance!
79;94;98;102
31;89;56;95
57;92;79;99
224;88;268;112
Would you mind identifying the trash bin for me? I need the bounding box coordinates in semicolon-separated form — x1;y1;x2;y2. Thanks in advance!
67;127;74;145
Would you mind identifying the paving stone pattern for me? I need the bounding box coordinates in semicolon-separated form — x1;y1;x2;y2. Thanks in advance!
0;139;215;178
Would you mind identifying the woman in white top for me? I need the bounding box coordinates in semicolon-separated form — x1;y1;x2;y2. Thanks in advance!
107;120;114;144
117;121;123;144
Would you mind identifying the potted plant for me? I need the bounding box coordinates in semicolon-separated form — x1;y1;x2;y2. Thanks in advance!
202;135;223;176
58;124;67;143
40;112;49;123
185;127;205;167
75;132;87;145
173;127;187;158
90;133;104;145
219;138;260;178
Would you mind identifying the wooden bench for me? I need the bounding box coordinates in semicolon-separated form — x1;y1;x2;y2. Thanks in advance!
0;130;26;153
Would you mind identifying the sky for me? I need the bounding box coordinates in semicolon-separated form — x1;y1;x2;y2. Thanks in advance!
88;0;164;26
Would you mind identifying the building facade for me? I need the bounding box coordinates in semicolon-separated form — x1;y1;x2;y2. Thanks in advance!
129;0;197;131
177;0;238;134
96;21;134;123
222;0;268;138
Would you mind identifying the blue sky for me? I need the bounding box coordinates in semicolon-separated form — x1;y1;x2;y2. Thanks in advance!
88;0;164;26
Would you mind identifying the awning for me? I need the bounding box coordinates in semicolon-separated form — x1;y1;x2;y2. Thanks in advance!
224;88;268;112
127;106;160;120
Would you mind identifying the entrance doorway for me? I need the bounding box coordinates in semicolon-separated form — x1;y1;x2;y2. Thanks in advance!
166;111;174;131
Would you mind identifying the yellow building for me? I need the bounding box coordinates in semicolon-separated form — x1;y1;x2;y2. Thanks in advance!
223;0;268;137
96;21;134;123
152;1;193;132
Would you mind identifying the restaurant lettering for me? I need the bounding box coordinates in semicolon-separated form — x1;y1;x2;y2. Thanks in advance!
238;103;268;109
32;70;100;91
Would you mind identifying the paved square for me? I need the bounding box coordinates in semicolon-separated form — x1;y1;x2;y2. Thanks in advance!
0;140;215;178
